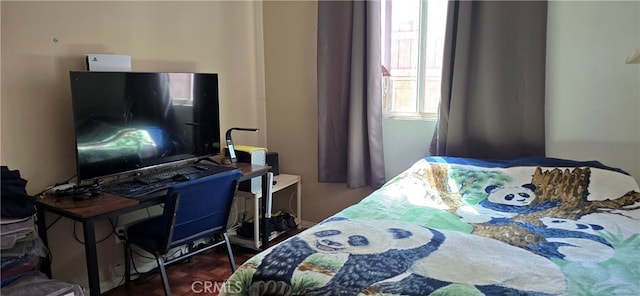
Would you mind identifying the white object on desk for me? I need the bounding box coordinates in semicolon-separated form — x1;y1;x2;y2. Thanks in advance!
85;53;131;71
266;172;273;218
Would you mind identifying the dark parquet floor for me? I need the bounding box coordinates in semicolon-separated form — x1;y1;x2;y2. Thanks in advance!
103;228;302;296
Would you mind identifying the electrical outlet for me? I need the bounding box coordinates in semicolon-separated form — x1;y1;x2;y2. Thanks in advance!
113;263;125;277
115;226;125;244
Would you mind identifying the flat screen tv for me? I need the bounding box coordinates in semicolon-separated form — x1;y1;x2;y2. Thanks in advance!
69;71;221;185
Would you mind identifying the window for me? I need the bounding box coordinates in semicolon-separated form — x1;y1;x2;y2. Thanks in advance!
381;0;447;119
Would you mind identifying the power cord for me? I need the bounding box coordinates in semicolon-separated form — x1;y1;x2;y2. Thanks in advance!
34;174;77;198
72;221;115;245
109;217;128;243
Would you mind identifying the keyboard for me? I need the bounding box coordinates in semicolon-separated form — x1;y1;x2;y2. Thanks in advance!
136;166;203;184
101;179;169;199
100;163;238;199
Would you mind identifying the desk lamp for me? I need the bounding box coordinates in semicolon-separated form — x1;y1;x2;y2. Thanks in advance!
225;127;259;163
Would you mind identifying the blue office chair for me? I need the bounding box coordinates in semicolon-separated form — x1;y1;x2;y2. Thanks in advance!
124;169;242;295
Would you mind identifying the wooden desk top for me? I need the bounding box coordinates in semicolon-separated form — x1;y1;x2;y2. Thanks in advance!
36;162;271;220
37;193;138;219
233;162;272;180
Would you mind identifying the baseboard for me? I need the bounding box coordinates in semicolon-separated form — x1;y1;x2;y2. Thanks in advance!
300;220;316;229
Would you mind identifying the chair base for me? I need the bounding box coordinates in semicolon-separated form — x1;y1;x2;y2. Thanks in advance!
125;233;236;296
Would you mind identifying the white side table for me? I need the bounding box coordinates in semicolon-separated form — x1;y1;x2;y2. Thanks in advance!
229;173;301;249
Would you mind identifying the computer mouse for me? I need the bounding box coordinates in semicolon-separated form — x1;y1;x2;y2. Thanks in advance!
172;174;190;182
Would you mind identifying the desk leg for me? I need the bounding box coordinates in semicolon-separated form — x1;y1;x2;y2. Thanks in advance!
36;206;52;278
253;193;260;249
260;173;269;250
83;220;101;296
296;179;302;227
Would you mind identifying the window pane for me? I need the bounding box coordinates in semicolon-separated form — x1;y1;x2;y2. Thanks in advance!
420;0;447;114
382;0;447;118
392;77;416;112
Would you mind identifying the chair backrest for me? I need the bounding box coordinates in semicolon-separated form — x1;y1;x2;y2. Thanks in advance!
159;169;242;252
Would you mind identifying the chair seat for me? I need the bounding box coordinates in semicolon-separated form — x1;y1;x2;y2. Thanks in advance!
128;215;225;253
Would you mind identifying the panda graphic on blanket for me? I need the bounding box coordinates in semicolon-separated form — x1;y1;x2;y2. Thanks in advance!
452;166;640;266
457;183;618;264
249;218;566;296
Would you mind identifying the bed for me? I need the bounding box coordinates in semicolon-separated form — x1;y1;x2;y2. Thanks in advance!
222;156;640;296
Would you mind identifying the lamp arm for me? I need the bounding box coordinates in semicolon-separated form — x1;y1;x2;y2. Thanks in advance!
224;128;259;163
226;127;259;140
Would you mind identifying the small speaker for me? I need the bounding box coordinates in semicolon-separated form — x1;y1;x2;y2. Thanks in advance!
266;152;279;176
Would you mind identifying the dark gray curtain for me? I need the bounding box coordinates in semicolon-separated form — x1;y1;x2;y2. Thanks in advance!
431;0;547;159
317;0;385;189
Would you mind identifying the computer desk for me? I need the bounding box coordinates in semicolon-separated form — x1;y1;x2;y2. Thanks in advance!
36;162;271;296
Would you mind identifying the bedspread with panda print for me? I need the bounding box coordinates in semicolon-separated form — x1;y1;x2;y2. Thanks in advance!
222;157;640;296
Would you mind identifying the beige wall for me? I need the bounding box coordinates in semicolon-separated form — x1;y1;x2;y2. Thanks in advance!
1;1;268;191
546;1;640;182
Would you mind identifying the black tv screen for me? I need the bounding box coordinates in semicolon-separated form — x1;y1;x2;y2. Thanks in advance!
69;71;221;185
